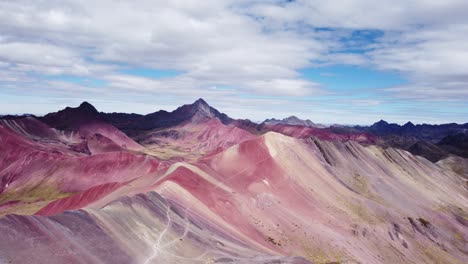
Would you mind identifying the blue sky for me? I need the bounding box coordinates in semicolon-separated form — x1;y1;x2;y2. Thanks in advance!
300;66;405;91
0;0;467;125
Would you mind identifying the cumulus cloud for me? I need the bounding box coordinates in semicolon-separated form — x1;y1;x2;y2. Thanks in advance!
0;0;328;96
367;24;468;102
248;0;468;103
0;0;467;123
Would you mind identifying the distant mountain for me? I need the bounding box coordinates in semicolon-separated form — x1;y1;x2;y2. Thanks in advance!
40;101;101;130
101;98;238;132
36;102;144;153
324;119;468;162
407;140;449;162
263;116;326;128
35;100;406;148
365;119;468;143
368;120;402;135
34;100;468;162
438;132;468;149
437;132;468;159
98;112;143;130
0;114;36;120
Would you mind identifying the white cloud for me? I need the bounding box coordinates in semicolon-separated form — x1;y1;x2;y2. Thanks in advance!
0;0;330;96
249;79;323;96
0;0;467;123
246;0;468;103
248;0;468;30
350;99;381;106
0;42;75;66
368;24;468;102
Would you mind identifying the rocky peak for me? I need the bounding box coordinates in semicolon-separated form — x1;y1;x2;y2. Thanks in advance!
193;98;209;107
77;101;99;114
263;115;320;127
283;116;301;122
40;101;101;130
403;121;415;128
189;98;216;122
373;120;389;126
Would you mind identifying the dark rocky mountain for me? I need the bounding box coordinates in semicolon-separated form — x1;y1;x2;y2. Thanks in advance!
32;99;259;139
437;133;468;158
365;119;468;143
99;112;143;129
407;141;449;162
368;120;402;135
329;120;468;162
101;98;241;132
40;101;101;130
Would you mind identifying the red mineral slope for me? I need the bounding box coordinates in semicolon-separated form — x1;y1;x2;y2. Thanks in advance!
0;191;312;264
0;118;160;216
35;182;127;216
79;122;144;152
0;114;144;157
1;100;467;264
0;129;466;263
137;119;256;160
80;132;467;263
0;117;78;143
0;117;82;153
1;102;255;216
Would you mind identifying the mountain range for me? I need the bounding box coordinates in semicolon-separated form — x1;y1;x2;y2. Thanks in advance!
262;116;326;128
36;99;468;162
0;99;467;264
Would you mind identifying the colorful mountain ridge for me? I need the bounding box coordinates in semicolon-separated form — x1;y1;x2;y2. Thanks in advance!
0;99;467;264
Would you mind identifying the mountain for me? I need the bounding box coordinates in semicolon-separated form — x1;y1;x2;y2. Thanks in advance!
437;132;468;159
328;120;468;162
37;102;144;153
102;98;233;131
0;117;158;215
1;99;468;263
366;119;468;143
407;140;449;162
368;119;402;135
134;118;256;160
101;99;368;144
263;116;325;128
1;190;310;264
1;132;467;263
40;101;100;130
258;122;376;143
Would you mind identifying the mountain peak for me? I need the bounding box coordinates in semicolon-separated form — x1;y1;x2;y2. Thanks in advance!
371;120;391;128
403;121;415;127
189;98;215;122
40;101;100;130
78;101;98;114
375;119;389;125
284;116;301;122
262;115;321;127
193;98;209;107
